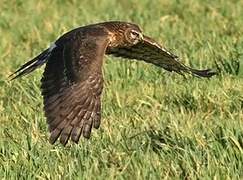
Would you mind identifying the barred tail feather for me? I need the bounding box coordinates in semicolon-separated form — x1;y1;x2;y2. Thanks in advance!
9;44;56;80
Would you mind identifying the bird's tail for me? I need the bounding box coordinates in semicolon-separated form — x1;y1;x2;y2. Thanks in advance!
9;44;56;80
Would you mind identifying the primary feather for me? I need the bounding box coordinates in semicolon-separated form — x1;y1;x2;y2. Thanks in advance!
11;21;216;145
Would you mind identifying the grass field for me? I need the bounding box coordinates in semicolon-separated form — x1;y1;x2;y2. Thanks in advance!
0;0;243;179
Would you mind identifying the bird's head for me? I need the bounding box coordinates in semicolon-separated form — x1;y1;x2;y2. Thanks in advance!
124;26;143;45
102;21;144;48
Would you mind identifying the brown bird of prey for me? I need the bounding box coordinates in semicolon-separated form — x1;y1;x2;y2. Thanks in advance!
10;21;216;145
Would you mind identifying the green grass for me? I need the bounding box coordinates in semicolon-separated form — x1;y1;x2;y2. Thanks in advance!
1;0;243;179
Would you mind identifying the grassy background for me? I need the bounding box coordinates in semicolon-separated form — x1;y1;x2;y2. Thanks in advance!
0;0;243;179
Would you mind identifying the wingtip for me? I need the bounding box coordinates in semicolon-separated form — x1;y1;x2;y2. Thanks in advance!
49;129;62;145
190;68;218;78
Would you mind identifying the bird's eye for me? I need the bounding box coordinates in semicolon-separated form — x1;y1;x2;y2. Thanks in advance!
130;30;139;39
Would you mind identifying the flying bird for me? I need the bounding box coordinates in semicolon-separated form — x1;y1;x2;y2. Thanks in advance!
10;21;216;145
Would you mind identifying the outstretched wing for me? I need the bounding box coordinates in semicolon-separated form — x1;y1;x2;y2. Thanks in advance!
107;35;216;77
41;27;109;145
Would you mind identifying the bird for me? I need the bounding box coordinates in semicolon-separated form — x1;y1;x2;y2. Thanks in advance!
10;21;216;146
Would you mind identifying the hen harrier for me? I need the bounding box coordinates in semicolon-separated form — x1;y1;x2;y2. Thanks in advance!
10;21;216;145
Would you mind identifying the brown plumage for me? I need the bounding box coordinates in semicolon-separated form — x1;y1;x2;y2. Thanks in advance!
10;21;216;146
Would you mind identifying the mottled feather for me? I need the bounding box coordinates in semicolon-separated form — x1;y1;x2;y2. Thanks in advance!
10;21;216;146
40;25;108;145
